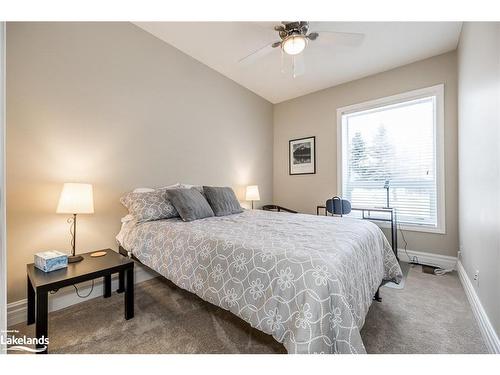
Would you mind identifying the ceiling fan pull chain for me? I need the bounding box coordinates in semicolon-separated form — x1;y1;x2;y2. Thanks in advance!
293;55;297;78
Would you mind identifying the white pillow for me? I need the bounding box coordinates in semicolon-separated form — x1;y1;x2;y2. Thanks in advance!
166;183;182;189
132;183;181;194
121;214;135;223
179;183;203;193
133;187;155;193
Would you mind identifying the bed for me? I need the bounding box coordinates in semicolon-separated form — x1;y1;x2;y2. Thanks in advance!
117;209;402;354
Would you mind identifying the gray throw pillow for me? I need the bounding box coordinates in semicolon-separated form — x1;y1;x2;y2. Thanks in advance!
120;189;178;223
167;188;214;222
203;186;243;216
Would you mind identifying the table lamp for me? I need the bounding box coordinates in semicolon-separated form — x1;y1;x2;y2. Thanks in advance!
56;183;94;263
245;185;260;209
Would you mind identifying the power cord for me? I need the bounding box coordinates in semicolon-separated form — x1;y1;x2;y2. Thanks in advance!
434;267;454;276
398;223;452;276
73;280;95;298
399;224;419;264
49;280;95;298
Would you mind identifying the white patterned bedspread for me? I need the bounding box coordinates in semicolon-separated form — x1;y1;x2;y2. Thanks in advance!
119;209;402;354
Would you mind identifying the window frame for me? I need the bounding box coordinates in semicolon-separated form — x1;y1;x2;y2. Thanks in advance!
336;84;446;234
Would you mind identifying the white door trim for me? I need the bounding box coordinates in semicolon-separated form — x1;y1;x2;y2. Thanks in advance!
0;21;6;355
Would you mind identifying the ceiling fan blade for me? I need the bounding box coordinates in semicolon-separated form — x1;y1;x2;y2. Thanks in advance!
307;32;319;41
312;31;365;47
238;42;278;65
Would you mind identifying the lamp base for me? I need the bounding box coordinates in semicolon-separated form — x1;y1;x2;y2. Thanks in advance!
68;255;83;263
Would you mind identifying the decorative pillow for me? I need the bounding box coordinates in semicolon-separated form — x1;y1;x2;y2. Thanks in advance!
203;186;243;216
166;188;214;222
120;189;178;223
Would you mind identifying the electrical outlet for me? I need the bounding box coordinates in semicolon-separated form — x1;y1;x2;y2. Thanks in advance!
473;270;479;284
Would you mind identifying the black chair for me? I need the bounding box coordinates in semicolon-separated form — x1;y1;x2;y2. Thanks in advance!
325;196;351;217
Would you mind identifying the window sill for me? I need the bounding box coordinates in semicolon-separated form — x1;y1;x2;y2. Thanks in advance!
372;220;446;234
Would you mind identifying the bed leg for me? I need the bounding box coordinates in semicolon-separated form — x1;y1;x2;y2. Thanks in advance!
374;288;382;302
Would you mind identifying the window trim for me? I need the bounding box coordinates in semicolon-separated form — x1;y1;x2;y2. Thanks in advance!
336;84;446;234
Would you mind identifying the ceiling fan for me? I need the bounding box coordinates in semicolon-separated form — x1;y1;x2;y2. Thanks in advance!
239;21;365;77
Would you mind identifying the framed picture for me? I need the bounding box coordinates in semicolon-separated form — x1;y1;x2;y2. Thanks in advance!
289;136;316;175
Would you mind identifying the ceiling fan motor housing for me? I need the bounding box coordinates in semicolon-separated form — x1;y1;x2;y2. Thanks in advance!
277;21;310;40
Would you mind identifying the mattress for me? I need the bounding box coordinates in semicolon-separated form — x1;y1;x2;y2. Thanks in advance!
118;209;402;353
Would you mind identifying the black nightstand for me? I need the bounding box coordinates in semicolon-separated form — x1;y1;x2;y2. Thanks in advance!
26;249;134;354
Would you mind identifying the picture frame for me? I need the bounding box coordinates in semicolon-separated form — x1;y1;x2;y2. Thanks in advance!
289;136;316;175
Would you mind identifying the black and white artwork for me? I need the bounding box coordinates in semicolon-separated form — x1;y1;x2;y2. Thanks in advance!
289;136;316;175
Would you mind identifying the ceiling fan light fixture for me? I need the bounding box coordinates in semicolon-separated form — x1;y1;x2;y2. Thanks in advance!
282;35;306;55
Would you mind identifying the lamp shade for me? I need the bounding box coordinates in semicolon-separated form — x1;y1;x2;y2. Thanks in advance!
245;185;260;201
56;183;94;214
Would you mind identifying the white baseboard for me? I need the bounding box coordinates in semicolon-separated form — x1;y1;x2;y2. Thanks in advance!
398;248;457;270
457;260;500;354
7;264;157;327
7;299;26;329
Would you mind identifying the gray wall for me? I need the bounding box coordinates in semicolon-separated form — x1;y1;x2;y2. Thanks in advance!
457;23;500;337
6;22;273;303
273;51;458;257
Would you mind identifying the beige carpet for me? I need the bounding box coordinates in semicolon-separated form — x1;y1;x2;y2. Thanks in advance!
9;264;487;354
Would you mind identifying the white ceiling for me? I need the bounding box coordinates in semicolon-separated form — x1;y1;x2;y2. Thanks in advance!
134;22;462;104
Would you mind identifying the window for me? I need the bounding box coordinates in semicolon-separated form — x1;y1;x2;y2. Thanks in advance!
337;85;445;233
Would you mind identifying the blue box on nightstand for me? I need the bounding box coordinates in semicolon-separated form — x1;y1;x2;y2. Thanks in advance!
34;250;68;272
